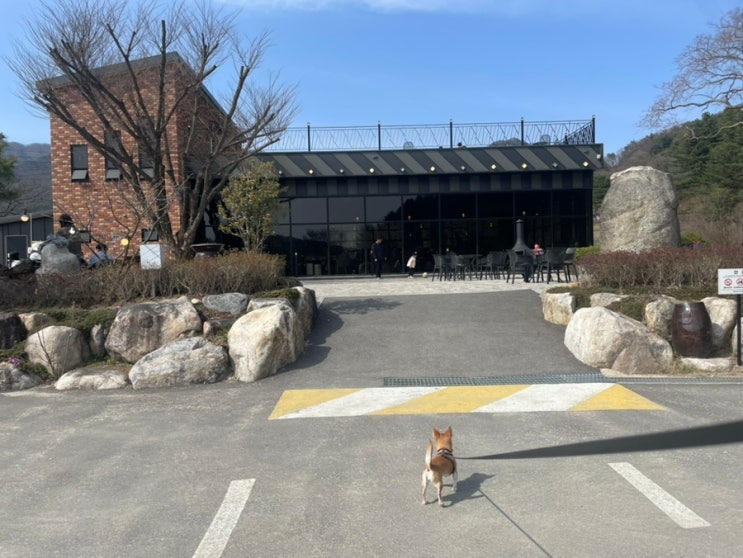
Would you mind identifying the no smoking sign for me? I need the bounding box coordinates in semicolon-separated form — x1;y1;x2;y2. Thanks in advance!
718;268;743;295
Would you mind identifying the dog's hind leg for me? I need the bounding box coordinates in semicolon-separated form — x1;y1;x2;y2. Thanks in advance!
435;478;444;506
421;470;430;505
452;470;458;493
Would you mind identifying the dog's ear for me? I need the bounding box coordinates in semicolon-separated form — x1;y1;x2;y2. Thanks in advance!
444;426;452;437
432;428;441;439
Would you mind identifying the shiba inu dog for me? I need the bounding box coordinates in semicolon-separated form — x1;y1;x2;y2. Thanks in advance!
421;427;457;506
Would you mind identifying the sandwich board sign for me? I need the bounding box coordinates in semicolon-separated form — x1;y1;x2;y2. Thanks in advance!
718;268;743;365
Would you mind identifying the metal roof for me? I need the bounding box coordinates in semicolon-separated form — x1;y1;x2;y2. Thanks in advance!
258;144;603;179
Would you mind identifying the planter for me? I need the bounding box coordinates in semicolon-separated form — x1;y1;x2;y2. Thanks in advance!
671;301;712;358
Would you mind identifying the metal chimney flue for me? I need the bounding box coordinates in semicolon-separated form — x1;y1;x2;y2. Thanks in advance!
512;219;529;252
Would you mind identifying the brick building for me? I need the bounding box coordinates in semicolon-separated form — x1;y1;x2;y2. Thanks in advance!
47;52;226;260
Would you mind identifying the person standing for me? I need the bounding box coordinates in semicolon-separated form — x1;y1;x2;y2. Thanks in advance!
372;237;384;279
406;251;417;278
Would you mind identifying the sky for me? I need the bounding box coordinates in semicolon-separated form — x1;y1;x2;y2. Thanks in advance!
0;0;739;156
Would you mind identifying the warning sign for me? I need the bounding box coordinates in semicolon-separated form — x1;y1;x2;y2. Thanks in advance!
718;268;743;295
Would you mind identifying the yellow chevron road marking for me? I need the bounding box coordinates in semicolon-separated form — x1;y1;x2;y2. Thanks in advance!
269;388;361;419
570;384;665;411
372;385;528;415
269;383;666;420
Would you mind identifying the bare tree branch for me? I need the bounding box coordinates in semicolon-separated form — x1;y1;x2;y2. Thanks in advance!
642;8;743;135
6;0;296;258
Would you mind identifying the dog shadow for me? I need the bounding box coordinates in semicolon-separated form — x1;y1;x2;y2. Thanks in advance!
445;472;494;507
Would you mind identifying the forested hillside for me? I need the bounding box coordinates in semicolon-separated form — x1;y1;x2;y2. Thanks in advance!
594;108;743;245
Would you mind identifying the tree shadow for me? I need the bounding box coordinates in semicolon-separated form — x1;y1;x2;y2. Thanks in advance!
458;419;743;461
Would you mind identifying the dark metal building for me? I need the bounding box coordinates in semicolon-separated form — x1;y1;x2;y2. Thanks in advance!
257;119;603;276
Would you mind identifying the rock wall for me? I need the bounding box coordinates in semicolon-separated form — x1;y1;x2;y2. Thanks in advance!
1;287;317;392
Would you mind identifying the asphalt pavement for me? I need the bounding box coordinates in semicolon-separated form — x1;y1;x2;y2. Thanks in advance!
4;274;743;557
283;273;598;389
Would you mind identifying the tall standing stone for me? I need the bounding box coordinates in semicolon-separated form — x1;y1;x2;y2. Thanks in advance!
599;166;681;252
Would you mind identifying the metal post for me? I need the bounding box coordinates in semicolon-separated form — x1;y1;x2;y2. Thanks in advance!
738;294;742;366
449;119;453;148
307;122;311;152
591;115;596;144
377;121;382;152
520;117;525;145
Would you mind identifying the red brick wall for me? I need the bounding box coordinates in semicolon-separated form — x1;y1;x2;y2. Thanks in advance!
49;58;219;260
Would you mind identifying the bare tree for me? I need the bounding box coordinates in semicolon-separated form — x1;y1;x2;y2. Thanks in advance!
642;8;743;137
8;0;296;258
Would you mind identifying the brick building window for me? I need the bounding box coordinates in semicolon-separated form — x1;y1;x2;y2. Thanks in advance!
71;144;89;181
105;130;122;181
139;142;154;179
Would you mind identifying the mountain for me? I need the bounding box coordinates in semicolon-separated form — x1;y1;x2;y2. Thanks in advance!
5;142;52;212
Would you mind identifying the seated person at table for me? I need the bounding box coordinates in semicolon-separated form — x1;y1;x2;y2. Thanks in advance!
88;243;114;268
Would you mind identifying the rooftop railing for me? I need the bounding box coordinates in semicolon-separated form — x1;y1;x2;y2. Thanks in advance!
264;117;596;152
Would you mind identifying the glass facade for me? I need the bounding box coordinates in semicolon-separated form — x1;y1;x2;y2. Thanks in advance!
268;188;592;276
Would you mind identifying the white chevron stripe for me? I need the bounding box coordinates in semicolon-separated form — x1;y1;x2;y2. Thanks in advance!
277;386;442;419
473;383;614;413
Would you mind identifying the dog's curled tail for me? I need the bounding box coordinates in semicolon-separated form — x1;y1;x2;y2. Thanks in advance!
425;440;433;469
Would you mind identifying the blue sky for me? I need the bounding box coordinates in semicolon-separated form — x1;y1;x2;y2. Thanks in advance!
0;0;739;155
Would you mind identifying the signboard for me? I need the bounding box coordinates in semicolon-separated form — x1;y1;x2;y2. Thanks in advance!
718;268;743;295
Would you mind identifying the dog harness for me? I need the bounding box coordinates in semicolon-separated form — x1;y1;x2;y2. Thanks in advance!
437;448;457;473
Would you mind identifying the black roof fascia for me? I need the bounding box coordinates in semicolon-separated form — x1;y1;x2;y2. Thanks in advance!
258;144;603;179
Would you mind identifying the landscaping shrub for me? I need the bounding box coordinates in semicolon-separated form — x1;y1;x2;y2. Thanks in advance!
576;245;743;291
0;250;292;311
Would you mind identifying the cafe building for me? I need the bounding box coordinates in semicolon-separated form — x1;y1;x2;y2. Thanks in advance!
258;119;603;276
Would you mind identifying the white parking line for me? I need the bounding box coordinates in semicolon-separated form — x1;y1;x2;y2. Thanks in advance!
192;479;256;558
609;463;710;529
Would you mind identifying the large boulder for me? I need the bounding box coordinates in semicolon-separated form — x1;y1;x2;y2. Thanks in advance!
541;292;575;325
202;293;249;316
25;325;89;378
36;239;81;275
293;287;318;339
702;296;737;354
18;312;53;334
0;361;43;391
644;295;678;340
129;337;231;389
565;306;673;375
0;312;27;350
105;296;202;363
56;366;129;390
599;166;681;252
229;300;303;383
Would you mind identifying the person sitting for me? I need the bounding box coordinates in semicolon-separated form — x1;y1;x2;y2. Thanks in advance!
87;243;113;268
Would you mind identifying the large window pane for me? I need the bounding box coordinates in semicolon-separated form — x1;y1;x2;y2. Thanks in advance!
329;223;367;274
291;223;328;275
478;192;513;218
440;193;476;219
366;196;401;222
442;220;477;254
328;196;364;223
402;194;438;221
403;221;439;273
292;198;327;224
367;222;402;273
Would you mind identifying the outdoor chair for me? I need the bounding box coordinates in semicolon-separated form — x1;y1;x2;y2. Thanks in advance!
505;249;534;283
535;247;567;283
448;252;468;280
563;246;578;282
432;253;448;281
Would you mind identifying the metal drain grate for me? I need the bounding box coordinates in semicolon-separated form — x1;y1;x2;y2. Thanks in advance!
383;374;743;387
383;373;611;387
